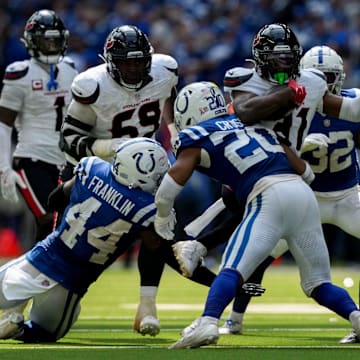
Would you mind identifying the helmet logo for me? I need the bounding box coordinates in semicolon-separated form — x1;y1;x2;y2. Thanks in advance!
134;151;155;175
106;40;114;49
26;22;35;31
253;36;260;46
175;92;189;114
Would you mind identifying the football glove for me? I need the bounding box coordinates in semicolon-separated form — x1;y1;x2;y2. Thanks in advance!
288;79;306;105
242;283;266;297
300;133;332;153
91;138;127;158
0;167;26;202
154;210;176;240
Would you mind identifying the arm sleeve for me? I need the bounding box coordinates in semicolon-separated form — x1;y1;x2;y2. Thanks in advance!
339;96;360;122
0;122;13;170
60;100;98;164
155;173;183;217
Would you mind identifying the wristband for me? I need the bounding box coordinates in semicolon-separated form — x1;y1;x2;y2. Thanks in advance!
301;161;315;184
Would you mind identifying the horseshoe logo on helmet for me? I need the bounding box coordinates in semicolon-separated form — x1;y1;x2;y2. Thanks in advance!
134;152;156;175
175;91;189;114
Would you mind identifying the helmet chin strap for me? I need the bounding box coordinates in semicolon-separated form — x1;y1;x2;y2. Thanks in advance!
119;78;143;91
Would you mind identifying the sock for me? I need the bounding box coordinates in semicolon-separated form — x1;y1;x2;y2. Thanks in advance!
312;282;358;319
140;286;158;299
203;268;241;319
228;311;244;323
137;241;165;286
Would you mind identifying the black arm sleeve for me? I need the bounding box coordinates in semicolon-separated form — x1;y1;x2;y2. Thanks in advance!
47;183;70;213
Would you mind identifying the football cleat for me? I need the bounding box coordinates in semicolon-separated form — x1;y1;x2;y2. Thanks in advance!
139;316;160;337
133;299;160;336
0;312;24;339
218;319;242;335
339;331;359;344
172;240;207;278
170;316;219;349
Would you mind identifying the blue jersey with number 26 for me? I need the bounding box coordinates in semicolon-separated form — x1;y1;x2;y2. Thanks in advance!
175;114;295;206
26;156;156;295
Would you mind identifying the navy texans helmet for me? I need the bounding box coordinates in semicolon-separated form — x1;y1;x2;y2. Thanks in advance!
22;9;69;64
252;23;302;84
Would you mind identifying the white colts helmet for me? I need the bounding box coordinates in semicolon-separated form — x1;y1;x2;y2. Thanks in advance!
174;81;228;132
111;138;169;194
300;45;345;94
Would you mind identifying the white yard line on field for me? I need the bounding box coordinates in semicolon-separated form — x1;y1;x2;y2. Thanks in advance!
121;303;332;314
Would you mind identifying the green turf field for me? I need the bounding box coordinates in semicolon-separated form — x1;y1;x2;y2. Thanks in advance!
1;261;360;359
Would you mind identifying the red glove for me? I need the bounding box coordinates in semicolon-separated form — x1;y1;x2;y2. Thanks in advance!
288;79;306;105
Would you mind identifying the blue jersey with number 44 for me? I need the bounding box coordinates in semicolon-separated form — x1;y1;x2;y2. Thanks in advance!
175;114;295;206
26;156;156;295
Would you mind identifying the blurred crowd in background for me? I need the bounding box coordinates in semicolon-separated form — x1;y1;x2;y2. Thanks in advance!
0;0;360;264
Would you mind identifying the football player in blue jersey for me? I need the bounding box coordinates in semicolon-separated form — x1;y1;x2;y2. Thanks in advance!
0;138;171;342
214;45;360;342
154;81;360;349
172;25;360;341
0;8;78;339
59;25;220;338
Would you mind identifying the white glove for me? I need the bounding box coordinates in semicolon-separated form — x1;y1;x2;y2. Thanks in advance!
91;138;127;158
0;167;26;202
300;133;332;153
154;210;177;240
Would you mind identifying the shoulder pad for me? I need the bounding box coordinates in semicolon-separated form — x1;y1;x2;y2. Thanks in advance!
223;67;254;88
71;74;100;104
62;56;76;70
153;53;178;75
4;61;29;80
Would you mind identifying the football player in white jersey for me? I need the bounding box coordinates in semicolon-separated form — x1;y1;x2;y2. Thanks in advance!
0;9;77;336
60;25;178;166
59;25;219;337
153;81;360;349
215;45;360;341
0;9;77;242
223;23;360;152
0;138;171;342
0;9;77;338
172;31;360;340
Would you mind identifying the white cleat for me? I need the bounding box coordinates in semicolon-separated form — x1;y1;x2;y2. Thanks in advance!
0;312;24;339
133;300;160;336
170;316;219;349
172;240;207;278
139;316;160;337
218;319;242;335
339;331;359;344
